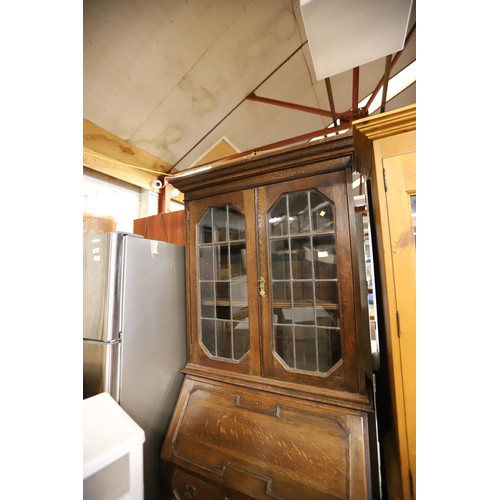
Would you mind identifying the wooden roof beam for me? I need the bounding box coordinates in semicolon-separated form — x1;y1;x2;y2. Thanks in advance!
83;119;176;191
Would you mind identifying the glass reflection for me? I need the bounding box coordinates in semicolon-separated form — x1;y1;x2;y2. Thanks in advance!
231;304;248;321
234;321;250;359
200;281;214;319
290;238;312;279
230;244;247;278
311;191;334;233
199;246;214;280
215;281;229;302
216;320;232;358
292;281;313;309
269;189;342;374
198;204;250;362
292;306;315;326
215;245;229;280
294;326;317;371
271;240;290;280
272;281;291;302
228;206;246;240
313;234;337;279
201;319;215;354
199;210;213;243
288;191;310;234
316;306;338;328
274;325;295;367
269;196;288;237
317;328;341;371
315;281;338;306
213;206;227;242
231;277;248;305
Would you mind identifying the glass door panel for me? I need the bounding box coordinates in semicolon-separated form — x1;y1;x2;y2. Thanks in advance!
268;189;342;374
198;204;249;362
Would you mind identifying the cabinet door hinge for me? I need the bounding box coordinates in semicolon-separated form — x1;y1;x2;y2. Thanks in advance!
396;310;401;337
187;207;190;222
383;167;388;192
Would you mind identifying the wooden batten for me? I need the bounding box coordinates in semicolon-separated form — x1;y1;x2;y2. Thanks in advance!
83;119;175;191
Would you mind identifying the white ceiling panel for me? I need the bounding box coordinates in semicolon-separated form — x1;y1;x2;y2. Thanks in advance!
83;0;416;174
128;0;303;165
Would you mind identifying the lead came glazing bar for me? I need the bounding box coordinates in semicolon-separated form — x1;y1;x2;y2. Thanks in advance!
198;204;250;362
308;190;320;373
269;189;342;373
211;208;218;356
227;205;235;361
286;194;297;370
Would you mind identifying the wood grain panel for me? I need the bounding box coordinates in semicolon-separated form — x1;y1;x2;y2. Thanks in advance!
133;211;186;245
171;467;253;500
166;378;370;499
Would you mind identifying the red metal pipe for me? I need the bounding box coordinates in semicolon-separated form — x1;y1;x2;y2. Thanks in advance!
352;67;359;113
325;78;337;124
249;122;351;152
247;92;353;121
184;122;353;172
380;55;392;113
158;185;166;213
247;92;333;118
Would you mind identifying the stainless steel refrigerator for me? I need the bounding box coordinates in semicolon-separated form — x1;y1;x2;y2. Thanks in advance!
83;231;187;500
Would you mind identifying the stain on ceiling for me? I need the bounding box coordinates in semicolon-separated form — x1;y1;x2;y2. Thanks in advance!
83;0;416;176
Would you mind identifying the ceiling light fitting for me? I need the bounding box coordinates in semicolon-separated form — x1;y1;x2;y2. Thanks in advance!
300;0;414;80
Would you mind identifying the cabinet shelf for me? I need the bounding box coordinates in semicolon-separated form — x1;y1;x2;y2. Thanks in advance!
269;230;336;239
199;239;246;246
200;300;248;307
273;299;339;310
200;299;340;310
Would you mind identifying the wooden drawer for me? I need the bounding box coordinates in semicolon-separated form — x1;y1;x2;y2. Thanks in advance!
171;467;253;500
161;376;372;499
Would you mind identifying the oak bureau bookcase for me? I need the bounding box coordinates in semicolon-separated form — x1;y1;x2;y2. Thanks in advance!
160;133;376;499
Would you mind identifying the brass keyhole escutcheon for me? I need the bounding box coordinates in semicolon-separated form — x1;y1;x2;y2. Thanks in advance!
258;276;266;297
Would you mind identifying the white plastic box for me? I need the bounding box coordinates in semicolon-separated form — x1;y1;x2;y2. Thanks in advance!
83;392;146;500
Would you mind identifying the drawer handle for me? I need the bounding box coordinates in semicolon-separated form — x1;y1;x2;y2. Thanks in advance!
258;276;266;297
235;395;282;418
185;483;197;498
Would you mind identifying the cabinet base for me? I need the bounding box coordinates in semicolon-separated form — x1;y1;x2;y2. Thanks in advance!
161;376;374;499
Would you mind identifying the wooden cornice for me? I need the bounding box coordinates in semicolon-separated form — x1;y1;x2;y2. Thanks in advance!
352;104;416;177
83;119;176;191
170;133;355;201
